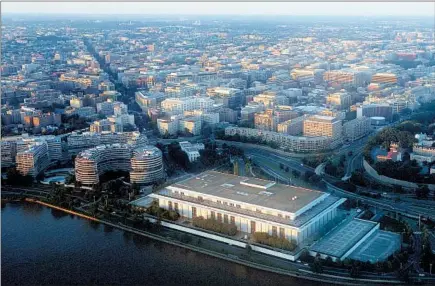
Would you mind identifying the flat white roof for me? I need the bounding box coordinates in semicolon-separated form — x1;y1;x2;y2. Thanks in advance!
170;171;325;214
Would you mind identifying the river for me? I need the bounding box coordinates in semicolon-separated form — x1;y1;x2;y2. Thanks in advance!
1;202;321;286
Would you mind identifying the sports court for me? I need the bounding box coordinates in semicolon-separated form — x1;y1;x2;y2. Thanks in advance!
310;218;378;260
348;230;400;263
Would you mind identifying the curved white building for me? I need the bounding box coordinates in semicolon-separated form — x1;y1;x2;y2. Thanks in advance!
75;144;132;185
75;143;163;185
130;146;164;185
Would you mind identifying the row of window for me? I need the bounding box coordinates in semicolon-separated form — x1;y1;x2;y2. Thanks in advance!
171;192;291;220
189;203;286;238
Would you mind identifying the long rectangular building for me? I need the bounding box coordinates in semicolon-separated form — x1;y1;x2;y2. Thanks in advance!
150;171;345;245
225;127;332;153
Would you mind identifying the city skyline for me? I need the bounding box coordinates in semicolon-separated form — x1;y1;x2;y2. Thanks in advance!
3;2;435;16
2;3;435;284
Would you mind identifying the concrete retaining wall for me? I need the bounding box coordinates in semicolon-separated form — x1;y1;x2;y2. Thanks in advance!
363;159;435;190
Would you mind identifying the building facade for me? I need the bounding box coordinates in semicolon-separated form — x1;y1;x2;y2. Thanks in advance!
150;171;345;245
343;117;371;142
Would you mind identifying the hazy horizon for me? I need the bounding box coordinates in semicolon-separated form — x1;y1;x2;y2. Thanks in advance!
2;2;435;17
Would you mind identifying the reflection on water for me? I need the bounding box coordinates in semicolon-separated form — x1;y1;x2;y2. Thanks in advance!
50;208;69;219
1;203;321;286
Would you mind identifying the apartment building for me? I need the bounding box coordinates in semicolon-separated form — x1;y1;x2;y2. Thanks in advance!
16;142;50;177
130;146;164;185
303;115;343;143
277;116;306;136
326;92;352;110
342;117;371;142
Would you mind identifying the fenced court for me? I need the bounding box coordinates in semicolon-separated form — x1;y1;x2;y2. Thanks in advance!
349;230;400;263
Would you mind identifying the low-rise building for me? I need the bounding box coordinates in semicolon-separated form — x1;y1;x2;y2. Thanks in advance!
179;141;205;162
150;171;346;246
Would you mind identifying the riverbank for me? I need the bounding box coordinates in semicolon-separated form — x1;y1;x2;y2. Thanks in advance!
20;199;406;286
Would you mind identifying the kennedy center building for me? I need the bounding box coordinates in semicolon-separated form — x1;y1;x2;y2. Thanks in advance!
150;171;345;245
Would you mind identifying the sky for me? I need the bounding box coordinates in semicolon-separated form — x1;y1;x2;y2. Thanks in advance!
2;2;435;16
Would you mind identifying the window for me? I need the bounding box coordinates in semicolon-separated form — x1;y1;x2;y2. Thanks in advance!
256;208;262;213
230;203;234;207
211;211;216;220
181;192;185;196
272;226;277;237
174;202;179;212
168;201;173;211
217;200;221;204
217;213;222;222
285;215;290;220
224;202;228;206
230;216;235;225
278;213;283;218
279;227;285;238
192;207;197;217
224;214;228;224
198;196;203;202
174;191;178;194
236;204;241;208
250;221;256;234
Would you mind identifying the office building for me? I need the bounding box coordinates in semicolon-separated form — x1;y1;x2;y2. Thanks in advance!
225;127;331;153
161;97;214;115
356;104;393;121
303;115;343;143
326;92;352;110
277;116;306;136
219;108;238;123
90;119;123;133
179;116;202;136
343;117;371;142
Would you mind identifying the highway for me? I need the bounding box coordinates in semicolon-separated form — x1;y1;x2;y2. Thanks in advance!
324;181;435;221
